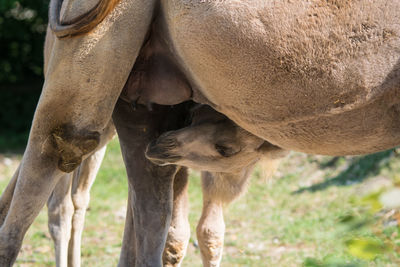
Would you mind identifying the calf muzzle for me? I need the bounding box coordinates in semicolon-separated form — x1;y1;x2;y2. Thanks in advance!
145;136;181;165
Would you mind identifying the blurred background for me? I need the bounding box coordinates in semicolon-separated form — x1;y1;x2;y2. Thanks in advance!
0;0;47;152
0;1;400;266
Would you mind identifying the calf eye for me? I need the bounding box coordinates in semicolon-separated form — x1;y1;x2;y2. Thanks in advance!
215;144;237;157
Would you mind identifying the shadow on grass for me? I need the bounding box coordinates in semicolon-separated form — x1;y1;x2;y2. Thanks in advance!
293;149;394;194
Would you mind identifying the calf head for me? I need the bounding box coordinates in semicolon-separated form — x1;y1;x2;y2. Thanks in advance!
146;105;287;173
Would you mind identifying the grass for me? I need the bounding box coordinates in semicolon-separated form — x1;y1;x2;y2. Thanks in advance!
0;139;399;266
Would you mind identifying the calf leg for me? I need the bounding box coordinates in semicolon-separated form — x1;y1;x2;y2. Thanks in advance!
68;146;107;267
196;173;225;267
47;174;74;267
163;168;190;267
197;168;256;267
113;99;188;267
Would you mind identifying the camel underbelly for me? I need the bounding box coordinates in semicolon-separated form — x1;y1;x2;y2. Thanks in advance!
255;98;400;155
162;0;400;155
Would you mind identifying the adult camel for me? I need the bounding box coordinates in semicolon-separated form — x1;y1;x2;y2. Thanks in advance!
0;0;399;266
2;30;284;267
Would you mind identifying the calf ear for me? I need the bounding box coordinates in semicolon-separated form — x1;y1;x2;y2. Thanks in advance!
257;142;289;159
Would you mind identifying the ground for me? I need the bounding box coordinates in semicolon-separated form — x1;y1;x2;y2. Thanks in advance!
0;138;399;267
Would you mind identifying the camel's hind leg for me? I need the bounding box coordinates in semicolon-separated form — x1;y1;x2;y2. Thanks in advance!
47;173;74;267
67;145;107;267
163;167;190;267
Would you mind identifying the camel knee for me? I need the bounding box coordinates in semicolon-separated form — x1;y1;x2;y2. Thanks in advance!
51;124;100;173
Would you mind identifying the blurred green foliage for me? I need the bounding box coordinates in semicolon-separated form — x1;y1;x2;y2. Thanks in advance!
0;84;42;152
0;0;48;83
304;185;400;266
0;1;47;151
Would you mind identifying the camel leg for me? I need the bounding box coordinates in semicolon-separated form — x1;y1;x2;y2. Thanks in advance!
0;166;20;226
47;173;74;267
113;99;188;267
0;1;155;263
197;168;257;267
196;172;225;267
118;187;136;267
0;115;116;267
67;145;107;267
119;168;190;267
163;168;190;267
0;141;70;266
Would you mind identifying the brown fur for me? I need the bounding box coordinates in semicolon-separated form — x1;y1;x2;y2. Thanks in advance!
160;0;400;155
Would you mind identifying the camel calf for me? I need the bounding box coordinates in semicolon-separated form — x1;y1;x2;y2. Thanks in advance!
146;105;288;267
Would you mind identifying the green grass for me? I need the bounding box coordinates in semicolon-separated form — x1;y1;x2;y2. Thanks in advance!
0;139;399;266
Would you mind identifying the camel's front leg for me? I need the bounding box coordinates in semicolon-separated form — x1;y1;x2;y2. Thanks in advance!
119;168;190;267
113;99;186;267
68;145;107;267
197;172;226;267
163;168;190;267
118;187;136;267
